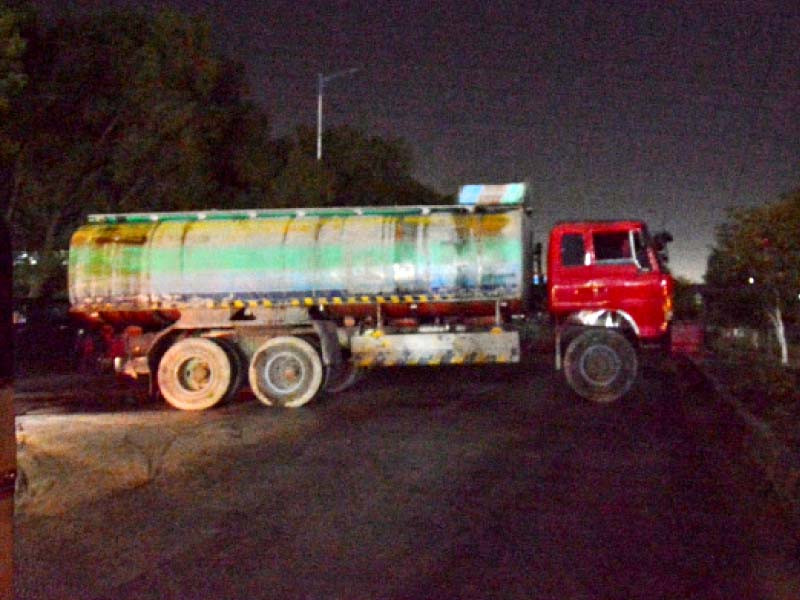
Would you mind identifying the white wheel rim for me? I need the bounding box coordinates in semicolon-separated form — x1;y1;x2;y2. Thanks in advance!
248;337;323;407
579;344;621;387
177;357;214;393
264;351;306;395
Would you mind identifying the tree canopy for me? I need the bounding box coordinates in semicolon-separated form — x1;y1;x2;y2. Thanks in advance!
705;189;800;363
271;125;445;207
0;1;31;195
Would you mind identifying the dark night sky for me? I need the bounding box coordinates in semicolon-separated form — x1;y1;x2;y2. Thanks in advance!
36;1;800;281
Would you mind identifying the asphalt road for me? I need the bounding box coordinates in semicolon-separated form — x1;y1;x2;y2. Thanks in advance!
13;361;800;599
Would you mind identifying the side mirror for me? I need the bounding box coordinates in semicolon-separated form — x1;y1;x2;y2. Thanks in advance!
653;230;673;264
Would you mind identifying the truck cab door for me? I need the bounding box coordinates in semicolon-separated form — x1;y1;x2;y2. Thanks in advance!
588;227;664;333
548;228;598;311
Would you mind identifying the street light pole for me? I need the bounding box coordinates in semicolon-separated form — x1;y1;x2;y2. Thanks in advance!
316;68;358;161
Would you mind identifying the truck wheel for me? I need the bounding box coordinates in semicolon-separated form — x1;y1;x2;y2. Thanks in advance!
324;361;363;394
216;338;245;402
157;338;233;410
563;329;637;403
248;336;323;408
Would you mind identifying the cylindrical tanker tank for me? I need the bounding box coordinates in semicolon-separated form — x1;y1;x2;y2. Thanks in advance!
68;205;533;325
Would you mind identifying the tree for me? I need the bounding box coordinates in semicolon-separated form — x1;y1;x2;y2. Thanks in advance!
705;189;800;365
272;125;446;207
0;1;28;113
0;1;32;212
3;8;271;298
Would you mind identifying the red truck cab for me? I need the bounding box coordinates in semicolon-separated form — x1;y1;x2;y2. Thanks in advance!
547;221;674;342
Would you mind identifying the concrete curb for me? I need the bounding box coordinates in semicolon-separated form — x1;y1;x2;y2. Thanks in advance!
689;358;800;522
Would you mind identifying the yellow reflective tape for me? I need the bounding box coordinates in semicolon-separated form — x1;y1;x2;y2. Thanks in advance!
497;355;509;363
290;298;300;307
433;294;442;301
390;295;400;303
248;300;258;308
360;295;370;303
332;297;343;304
371;330;384;338
318;297;329;305
418;294;428;302
206;300;215;308
233;299;245;309
304;297;314;306
376;296;386;303
403;295;414;303
490;326;503;335
428;357;441;366
263;300;272;308
358;358;373;368
407;358;419;366
450;356;465;364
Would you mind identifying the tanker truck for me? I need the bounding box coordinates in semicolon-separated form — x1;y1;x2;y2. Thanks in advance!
68;183;674;410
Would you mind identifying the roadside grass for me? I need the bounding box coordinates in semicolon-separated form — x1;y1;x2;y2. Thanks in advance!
706;335;800;451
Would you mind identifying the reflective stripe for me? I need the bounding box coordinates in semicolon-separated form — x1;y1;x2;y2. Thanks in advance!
78;293;471;311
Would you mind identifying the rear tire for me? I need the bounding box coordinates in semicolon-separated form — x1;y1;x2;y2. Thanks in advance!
248;336;323;408
216;338;245;402
157;337;232;411
563;329;637;403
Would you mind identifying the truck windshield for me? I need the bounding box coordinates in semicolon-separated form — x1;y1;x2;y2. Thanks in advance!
641;228;669;272
592;229;658;271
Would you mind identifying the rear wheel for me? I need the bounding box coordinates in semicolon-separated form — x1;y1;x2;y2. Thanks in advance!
248;336;323;408
563;329;637;403
216;338;245;402
157;337;232;410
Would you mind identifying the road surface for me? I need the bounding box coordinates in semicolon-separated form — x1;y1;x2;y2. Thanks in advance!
13;361;800;599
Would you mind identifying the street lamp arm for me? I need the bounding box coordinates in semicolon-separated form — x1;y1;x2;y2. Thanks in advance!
321;68;360;86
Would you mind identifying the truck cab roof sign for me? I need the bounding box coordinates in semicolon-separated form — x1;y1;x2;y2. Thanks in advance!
457;183;527;206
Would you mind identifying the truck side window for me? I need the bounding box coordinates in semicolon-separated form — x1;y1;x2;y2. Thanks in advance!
593;231;632;263
561;234;585;267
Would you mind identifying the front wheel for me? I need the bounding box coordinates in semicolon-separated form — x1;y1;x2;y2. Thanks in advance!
248;336;323;408
563;329;637;403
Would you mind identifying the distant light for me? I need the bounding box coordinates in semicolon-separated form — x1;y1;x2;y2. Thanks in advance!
748;277;755;284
